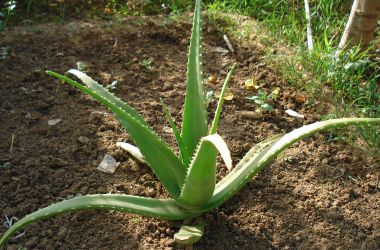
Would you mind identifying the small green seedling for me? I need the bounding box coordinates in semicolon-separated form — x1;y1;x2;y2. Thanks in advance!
246;90;274;113
105;80;118;91
139;57;153;70
1;0;379;248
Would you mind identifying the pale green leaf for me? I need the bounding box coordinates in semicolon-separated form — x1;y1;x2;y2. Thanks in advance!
67;69;149;127
174;224;204;245
116;142;146;164
0;194;200;247
177;134;232;209
46;71;186;198
196;118;380;213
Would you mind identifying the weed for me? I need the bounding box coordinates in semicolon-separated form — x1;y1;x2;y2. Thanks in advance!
245;90;274;113
139;57;153;70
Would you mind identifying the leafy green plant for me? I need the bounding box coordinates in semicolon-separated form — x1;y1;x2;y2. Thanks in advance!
0;0;16;30
1;0;379;247
139;57;153;70
245;90;274;113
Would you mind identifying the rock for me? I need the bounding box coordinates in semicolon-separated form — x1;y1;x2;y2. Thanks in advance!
78;136;90;144
97;154;120;173
48;118;62;126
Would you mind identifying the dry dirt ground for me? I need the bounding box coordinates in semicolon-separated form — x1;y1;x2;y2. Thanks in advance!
0;17;379;249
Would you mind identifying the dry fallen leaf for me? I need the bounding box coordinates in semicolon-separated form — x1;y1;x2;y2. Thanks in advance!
294;94;306;104
215;91;234;101
271;87;281;99
283;91;290;99
223;91;234;101
244;78;259;91
208;75;217;85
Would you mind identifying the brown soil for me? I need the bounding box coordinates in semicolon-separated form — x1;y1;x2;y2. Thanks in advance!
0;17;379;250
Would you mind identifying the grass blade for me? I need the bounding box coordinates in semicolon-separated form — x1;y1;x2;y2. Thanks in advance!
0;194;200;247
47;71;186;198
181;0;208;155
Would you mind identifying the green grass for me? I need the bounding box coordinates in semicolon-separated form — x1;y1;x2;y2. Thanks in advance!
206;0;379;155
4;0;378;154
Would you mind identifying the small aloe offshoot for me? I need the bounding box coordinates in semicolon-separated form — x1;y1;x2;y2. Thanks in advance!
1;0;379;248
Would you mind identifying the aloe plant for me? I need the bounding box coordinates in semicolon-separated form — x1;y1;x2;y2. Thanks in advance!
1;0;379;247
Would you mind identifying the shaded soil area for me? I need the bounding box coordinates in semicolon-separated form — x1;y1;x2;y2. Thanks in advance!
1;17;379;249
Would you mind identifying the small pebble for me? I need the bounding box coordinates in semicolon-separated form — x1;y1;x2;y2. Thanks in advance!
78;136;90;144
48;118;62;126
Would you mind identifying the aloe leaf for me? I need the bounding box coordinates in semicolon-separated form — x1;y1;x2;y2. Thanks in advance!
215;134;282;188
197;118;380;212
209;63;237;135
0;194;200;247
174;224;205;245
67;69;149;127
46;71;186;198
181;0;208;156
177;134;232;209
160;99;191;166
116;142;147;164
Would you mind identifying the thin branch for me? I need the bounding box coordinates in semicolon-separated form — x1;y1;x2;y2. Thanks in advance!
304;0;314;51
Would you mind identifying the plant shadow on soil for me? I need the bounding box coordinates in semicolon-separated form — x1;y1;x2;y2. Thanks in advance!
0;17;379;249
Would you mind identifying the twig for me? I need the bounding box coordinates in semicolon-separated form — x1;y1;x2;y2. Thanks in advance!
348;175;359;184
223;34;234;53
10;134;15;153
3;215;26;239
304;0;314;51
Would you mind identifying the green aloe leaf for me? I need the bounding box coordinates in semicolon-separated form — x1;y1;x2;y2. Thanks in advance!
177;134;232;209
197;118;380;213
174;224;205;245
210;63;237;134
67;69;149;127
116;142;147;164
46;71;186;198
181;0;208;156
0;194;200;247
215;133;282;188
160;99;191;166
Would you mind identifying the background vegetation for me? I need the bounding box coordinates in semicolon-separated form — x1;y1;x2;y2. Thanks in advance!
1;0;379;154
